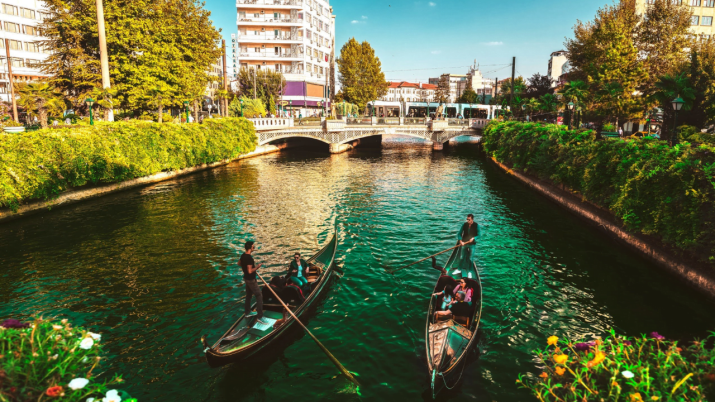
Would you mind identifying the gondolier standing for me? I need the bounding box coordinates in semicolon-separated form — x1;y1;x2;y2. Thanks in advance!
454;214;479;278
240;241;267;325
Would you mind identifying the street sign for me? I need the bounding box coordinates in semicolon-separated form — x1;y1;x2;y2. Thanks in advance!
280;101;289;106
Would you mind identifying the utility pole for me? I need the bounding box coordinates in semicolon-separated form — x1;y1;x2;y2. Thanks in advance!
4;39;17;122
96;0;112;120
253;68;256;99
222;39;228;117
510;56;516;114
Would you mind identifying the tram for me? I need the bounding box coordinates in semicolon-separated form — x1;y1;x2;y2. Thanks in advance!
367;101;502;119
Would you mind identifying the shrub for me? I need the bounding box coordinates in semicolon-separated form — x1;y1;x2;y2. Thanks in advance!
517;330;715;401
229;97;266;118
0;118;257;211
0;318;138;401
482;121;715;267
603;123;616;132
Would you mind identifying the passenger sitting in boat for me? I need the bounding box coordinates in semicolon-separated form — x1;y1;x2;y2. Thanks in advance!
432;285;455;310
286;252;310;290
454;278;473;305
434;291;465;322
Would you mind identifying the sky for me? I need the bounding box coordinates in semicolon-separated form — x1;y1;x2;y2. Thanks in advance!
204;0;609;84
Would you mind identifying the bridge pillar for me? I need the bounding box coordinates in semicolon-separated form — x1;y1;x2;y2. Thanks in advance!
329;143;353;154
432;141;444;151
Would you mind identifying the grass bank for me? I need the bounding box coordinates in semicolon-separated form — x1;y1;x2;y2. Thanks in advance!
0;118;256;212
482;121;715;269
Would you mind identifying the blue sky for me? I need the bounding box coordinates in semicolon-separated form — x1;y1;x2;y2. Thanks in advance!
205;0;608;83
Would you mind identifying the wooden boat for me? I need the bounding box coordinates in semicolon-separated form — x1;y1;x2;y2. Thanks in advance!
425;244;483;397
202;227;338;368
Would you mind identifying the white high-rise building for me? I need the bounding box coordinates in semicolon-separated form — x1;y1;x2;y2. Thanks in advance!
0;0;51;102
235;0;335;113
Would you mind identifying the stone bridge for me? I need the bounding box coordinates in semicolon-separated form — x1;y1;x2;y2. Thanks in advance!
248;117;487;153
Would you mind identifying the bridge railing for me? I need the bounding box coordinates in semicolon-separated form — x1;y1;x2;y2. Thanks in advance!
248;118;294;129
377;118;400;125
404;118;426;125
447;118;470;126
469;119;490;129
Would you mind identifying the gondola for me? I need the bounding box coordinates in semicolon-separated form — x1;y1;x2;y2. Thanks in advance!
425;244;483;397
202;227;338;368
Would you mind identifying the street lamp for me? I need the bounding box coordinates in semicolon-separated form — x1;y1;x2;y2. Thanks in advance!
671;95;685;145
239;98;244;118
207;103;213;117
184;101;190;123
521;104;526;122
567;101;574;130
86;98;95;126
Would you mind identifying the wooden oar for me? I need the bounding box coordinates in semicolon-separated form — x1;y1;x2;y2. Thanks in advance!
390;241;471;273
256;272;360;386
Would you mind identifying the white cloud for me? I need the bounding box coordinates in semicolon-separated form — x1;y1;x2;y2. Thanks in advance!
361;15;368;19
482;41;504;46
351;20;360;24
431;50;441;54
429;2;436;6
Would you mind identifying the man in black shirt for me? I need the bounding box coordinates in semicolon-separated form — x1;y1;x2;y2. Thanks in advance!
455;214;480;278
240;241;266;325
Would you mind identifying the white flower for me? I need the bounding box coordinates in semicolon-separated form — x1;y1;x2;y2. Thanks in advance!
68;378;90;390
102;389;121;402
79;337;94;350
88;332;101;341
622;370;635;379
52;325;63;330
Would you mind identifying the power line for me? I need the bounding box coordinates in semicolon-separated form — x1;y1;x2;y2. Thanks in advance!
383;64;509;73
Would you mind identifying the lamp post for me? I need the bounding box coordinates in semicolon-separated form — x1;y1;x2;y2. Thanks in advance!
207;104;213;117
184;101;190;123
240;98;244;117
288;99;292;118
567;101;574;130
86;98;95;125
522;104;527;122
671;95;685;146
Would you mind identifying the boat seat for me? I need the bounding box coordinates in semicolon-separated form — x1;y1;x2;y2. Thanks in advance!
280;284;305;305
453;315;470;327
306;264;322;283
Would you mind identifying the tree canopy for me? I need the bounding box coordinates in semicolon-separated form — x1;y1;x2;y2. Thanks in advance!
40;0;222;113
336;38;388;110
235;67;285;113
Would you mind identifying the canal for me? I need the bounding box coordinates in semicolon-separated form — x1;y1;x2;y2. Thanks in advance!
1;140;714;401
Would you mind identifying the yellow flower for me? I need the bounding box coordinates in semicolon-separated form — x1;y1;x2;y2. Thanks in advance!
587;351;606;368
629;393;643;402
650;397;660;401
553;354;569;364
555;367;566;376
547;336;559;346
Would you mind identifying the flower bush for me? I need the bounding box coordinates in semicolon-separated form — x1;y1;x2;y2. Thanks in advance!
517;329;715;401
482;121;715;268
0;118;257;211
0;318;137;401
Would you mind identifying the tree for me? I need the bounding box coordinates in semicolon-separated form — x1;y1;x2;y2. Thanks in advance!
434;75;450;103
651;72;695;139
526;73;555;99
457;87;478;104
15;83;67;128
229;96;265;118
538;93;558;116
236;67;284;111
635;0;693;96
40;0;222;113
565;0;647;130
87;86;121;121
336;38;388;110
497;77;526;106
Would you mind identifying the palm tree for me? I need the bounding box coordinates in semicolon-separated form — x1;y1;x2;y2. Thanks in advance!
15;83;66;129
147;81;175;123
652;72;695;142
525;97;540;121
87;86;120;122
538;93;558;118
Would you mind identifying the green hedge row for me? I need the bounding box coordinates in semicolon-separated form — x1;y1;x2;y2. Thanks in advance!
0;118;257;211
482;121;715;267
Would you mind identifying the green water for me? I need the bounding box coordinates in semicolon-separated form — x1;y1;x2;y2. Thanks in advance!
2;141;714;401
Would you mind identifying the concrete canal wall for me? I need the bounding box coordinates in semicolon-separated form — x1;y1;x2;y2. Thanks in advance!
489;157;715;299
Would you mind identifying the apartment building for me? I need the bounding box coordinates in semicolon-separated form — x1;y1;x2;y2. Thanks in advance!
428;64;493;102
382;82;437;102
234;0;335;113
548;51;568;87
0;0;51;102
636;0;715;39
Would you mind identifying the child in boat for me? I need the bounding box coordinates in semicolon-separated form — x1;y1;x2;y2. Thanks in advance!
434;291;465;322
433;285;455;310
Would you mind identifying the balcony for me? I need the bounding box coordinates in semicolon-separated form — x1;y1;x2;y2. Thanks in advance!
237;0;303;7
237;51;304;60
237;32;301;42
237;16;304;25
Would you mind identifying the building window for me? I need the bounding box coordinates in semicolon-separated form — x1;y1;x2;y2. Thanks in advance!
38;11;50;21
10;58;23;68
2;4;18;15
24;25;39;36
692;0;701;5
20;8;35;19
703;16;713;25
26;59;41;68
7;39;20;50
4;21;19;33
692;15;700;25
239;11;245;19
706;0;715;6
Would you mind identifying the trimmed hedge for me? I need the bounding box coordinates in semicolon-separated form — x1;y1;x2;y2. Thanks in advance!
482;121;715;267
0;118;257;211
